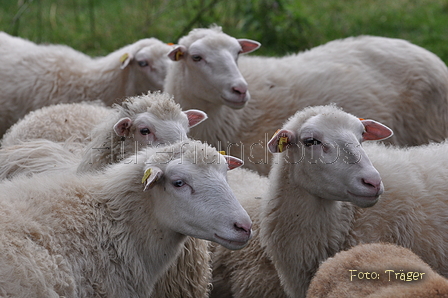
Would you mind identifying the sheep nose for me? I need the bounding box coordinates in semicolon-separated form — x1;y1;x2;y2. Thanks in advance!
232;85;247;96
234;222;252;237
362;177;382;193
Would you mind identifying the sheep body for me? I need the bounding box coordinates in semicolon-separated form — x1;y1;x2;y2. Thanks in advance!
0;32;173;136
166;27;448;175
1;101;111;147
212;105;448;298
307;243;448;298
0;141;252;297
0;92;211;298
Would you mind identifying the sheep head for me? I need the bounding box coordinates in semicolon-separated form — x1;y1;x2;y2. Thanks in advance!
166;26;260;109
120;38;174;94
267;105;393;208
141;140;251;250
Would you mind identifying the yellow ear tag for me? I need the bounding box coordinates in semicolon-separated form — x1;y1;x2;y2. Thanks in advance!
175;50;183;61
218;151;226;155
120;53;129;63
142;168;152;184
278;136;288;153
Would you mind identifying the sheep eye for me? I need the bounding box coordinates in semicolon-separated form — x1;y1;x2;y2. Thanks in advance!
304;138;321;147
172;180;185;187
191;55;202;62
140;128;150;135
137;60;149;67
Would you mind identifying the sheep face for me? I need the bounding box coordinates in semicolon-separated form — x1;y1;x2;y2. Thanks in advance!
269;107;393;208
113;109;207;146
143;145;252;250
168;32;260;109
121;38;173;94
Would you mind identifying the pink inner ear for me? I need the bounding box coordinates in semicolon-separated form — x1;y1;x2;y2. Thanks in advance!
362;120;394;141
225;156;244;170
113;117;133;137
184;109;208;128
168;45;187;61
238;39;261;54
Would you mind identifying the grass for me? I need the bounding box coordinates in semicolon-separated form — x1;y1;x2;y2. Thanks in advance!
1;0;448;64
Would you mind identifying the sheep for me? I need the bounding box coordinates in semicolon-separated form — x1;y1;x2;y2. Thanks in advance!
211;104;448;298
0;32;174;136
0;93;211;297
0;91;213;298
165;25;448;175
0;140;252;297
0;92;207;178
307;243;448;298
1;100;111;147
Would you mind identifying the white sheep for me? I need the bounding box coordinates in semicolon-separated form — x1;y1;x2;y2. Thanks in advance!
1;100;111;147
0;32;173;136
0;92;207;178
165;26;448;175
0;140;252;297
0;92;212;298
307;243;448;298
211;104;448;298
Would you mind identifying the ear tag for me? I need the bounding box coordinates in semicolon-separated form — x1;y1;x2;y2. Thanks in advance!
120;53;129;63
175;50;183;61
167;42;174;46
142;168;152;184
218;151;226;155
278;136;288;153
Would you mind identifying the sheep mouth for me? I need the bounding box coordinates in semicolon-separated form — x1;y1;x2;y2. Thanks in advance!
214;233;249;250
347;191;380;207
221;96;248;109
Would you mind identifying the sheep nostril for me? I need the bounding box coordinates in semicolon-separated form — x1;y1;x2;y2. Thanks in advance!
234;222;251;236
362;178;381;191
232;86;247;95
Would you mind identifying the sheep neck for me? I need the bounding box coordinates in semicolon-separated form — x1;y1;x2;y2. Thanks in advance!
83;173;187;297
260;159;357;298
178;96;244;153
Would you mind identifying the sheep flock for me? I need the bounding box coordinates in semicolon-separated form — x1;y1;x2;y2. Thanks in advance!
1;25;448;297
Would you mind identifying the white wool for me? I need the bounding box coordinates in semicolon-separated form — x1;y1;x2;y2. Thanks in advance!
1;100;111;147
211;105;448;298
0;141;251;297
0;32;173;136
165;28;448;175
0;92;212;298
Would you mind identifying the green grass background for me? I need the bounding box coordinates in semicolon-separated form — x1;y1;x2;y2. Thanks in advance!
1;0;448;63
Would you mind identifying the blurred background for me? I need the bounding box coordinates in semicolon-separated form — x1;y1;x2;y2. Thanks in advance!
1;0;448;63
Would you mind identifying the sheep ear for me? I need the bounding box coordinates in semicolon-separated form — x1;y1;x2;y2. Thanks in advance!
361;119;394;141
224;155;244;170
113;117;133;137
120;53;133;69
142;167;163;191
238;39;261;54
268;129;296;153
184;109;208;128
168;45;187;61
